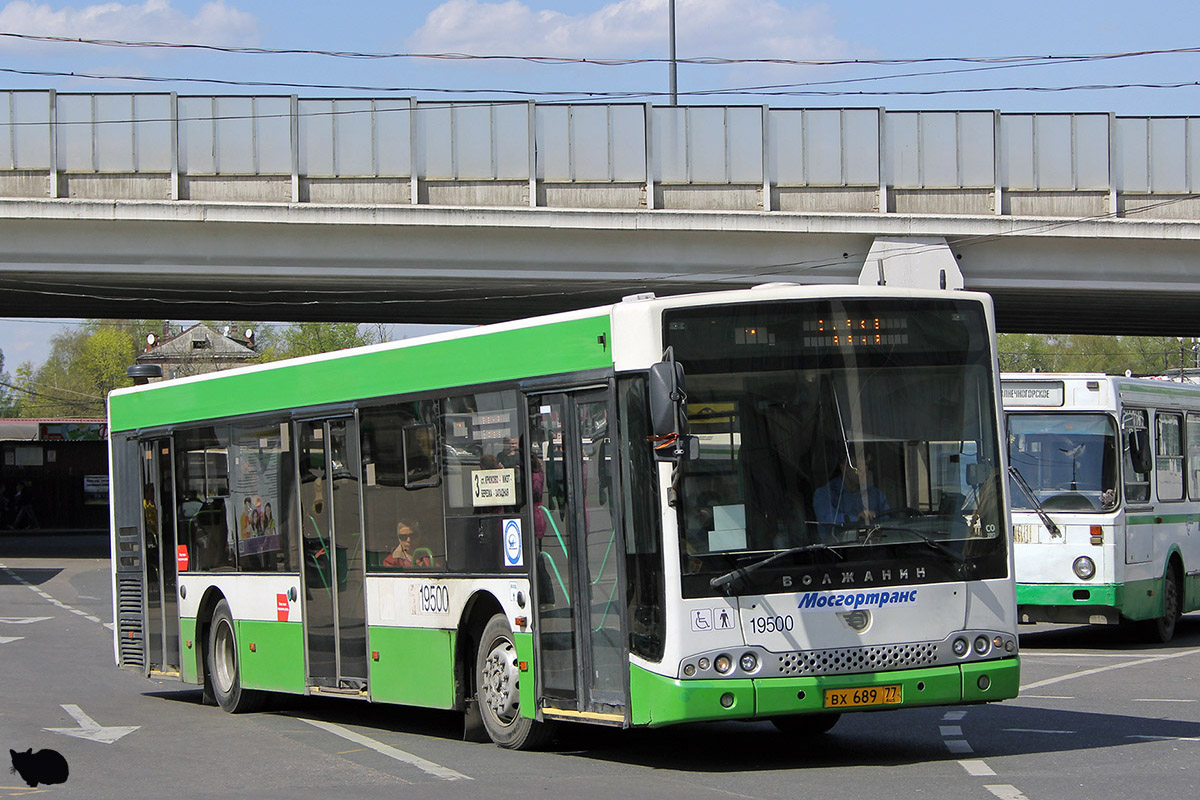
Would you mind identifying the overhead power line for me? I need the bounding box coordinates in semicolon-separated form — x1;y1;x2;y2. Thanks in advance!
4;31;1200;69
3;65;1200;103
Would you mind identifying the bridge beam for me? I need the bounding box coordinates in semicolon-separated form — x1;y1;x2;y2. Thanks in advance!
1;198;1198;335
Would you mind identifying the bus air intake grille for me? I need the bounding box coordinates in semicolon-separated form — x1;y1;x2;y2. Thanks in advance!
776;643;939;676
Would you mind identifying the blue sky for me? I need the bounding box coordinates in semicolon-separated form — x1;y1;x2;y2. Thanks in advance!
3;0;1200;370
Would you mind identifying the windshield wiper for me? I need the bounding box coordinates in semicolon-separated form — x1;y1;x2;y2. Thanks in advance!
710;543;843;592
859;524;970;565
1008;465;1062;537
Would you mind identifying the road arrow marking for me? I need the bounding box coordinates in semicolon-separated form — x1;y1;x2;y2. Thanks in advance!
44;704;140;744
0;616;53;624
0;635;23;644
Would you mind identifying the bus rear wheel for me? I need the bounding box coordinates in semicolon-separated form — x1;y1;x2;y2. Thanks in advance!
1145;566;1181;644
771;712;841;736
207;599;267;713
475;614;553;750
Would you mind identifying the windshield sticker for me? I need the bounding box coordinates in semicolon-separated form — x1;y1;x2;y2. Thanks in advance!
797;589;919;611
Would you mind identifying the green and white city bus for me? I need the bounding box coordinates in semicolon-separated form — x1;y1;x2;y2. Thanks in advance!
1003;373;1200;642
109;283;1019;749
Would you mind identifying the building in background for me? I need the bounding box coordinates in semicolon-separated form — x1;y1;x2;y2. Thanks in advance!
136;323;258;382
0;418;108;531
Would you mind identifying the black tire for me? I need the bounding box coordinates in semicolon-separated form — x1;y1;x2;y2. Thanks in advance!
1145;565;1181;644
207;599;267;713
475;613;553;749
771;712;841;736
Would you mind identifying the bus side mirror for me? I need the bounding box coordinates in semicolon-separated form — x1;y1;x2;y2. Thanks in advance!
1128;429;1152;474
649;361;685;437
648;361;698;460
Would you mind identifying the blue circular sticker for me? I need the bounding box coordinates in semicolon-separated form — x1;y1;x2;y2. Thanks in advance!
503;518;523;567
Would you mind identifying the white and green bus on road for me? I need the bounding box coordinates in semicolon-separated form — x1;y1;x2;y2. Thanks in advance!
1003;373;1200;642
109;283;1019;749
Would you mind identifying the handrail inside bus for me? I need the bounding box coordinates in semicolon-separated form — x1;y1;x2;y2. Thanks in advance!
538;506;571;604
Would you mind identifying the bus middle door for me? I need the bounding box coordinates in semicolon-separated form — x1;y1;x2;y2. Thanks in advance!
529;389;628;725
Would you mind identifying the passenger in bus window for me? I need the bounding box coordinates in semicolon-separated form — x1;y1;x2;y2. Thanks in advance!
383;519;432;568
813;454;890;538
498;437;522;468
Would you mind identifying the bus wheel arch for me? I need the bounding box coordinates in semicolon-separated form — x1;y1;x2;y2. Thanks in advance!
195;587;226;706
457;591;505;710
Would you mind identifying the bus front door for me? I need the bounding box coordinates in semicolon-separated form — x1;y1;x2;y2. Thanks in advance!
141;437;180;676
297;417;368;693
529;390;628;724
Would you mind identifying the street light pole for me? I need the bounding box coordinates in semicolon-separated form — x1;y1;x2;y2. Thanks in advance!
668;0;678;105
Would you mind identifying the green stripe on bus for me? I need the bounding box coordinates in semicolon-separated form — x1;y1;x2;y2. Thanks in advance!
1016;582;1120;607
236;619;306;694
180;617;199;684
1017;578;1163;619
628;659;1020;727
1127;514;1200;525
367;626;457;709
110;315;614;432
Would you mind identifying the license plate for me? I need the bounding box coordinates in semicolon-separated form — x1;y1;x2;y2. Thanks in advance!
824;684;903;709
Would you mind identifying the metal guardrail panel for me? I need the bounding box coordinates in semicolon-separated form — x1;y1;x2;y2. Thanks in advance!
5;93;1200;207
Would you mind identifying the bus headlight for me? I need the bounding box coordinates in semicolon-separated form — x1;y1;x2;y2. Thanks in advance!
714;654;733;674
1073;556;1096;580
973;635;991;656
739;652;759;673
952;637;969;657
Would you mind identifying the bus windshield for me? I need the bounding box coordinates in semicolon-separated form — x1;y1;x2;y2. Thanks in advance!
1007;412;1119;513
664;297;1007;598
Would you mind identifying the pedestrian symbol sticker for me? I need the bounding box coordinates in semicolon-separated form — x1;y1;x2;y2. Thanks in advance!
715;608;735;630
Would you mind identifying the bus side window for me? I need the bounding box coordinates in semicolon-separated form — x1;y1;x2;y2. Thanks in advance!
1155;412;1184;502
1123;408;1151;504
1187;412;1200;500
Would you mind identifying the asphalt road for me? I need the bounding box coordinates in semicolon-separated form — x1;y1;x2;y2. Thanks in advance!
2;534;1198;800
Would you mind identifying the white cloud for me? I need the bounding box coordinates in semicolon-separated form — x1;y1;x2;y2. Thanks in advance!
409;0;850;61
0;0;259;49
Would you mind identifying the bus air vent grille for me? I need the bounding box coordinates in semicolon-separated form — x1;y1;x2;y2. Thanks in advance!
776;642;939;676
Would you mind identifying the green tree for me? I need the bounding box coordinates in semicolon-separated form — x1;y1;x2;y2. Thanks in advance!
19;320;159;418
0;348;18;416
257;322;380;361
998;334;1181;376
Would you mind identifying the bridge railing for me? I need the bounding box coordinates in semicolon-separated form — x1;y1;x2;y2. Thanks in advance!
1;90;1196;219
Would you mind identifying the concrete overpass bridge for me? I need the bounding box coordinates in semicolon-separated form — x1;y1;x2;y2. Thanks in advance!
2;91;1199;334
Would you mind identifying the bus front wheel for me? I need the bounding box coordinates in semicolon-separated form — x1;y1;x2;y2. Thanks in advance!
207;599;267;713
1145;566;1181;644
475;614;553;749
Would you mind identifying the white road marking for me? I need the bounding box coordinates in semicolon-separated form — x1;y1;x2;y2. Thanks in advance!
960;759;997;777
940;725;963;736
945;740;973;754
1021;651;1148;659
0;635;24;645
1131;698;1196;703
297;717;472;781
942;710;967;721
0;616;53;624
44;704;140;744
985;785;1030;800
0;561;110;630
1128;735;1200;742
1020;646;1200;691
